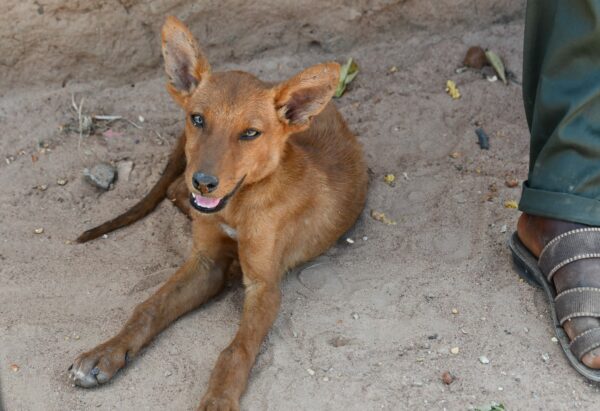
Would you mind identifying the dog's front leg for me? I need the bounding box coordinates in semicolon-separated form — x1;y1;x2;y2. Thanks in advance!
70;242;232;387
198;243;282;411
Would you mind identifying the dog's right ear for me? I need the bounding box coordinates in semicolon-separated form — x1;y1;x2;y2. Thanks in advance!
161;16;210;106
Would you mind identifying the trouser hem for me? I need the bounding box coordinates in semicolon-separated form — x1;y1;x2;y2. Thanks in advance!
519;181;600;226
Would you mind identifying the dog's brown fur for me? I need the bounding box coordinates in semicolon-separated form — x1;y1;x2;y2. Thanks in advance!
69;16;367;410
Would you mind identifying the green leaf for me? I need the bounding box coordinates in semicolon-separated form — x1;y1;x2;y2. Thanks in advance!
334;58;359;98
485;50;507;85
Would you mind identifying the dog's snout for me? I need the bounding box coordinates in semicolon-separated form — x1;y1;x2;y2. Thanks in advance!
192;172;219;193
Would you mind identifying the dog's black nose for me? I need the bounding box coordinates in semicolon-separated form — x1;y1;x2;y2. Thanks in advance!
192;172;219;193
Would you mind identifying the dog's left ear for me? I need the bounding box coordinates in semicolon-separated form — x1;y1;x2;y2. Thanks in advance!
274;62;340;130
161;16;210;105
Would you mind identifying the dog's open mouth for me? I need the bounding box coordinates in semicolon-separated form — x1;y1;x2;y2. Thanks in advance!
189;176;245;214
191;193;223;212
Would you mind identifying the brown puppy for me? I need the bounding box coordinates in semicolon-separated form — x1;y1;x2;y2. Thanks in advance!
69;16;367;410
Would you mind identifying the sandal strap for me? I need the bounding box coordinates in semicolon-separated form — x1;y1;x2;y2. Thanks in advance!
555;287;600;324
539;228;600;282
570;327;600;360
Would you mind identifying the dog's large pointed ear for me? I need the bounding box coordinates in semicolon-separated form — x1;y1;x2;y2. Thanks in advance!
161;16;210;105
274;63;340;130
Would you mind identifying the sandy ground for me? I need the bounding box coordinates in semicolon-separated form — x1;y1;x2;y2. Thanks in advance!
2;3;600;411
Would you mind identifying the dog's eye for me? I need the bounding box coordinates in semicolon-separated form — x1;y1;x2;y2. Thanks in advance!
240;128;261;141
190;114;205;128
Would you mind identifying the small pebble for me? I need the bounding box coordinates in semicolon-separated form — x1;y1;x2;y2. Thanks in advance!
37;184;48;191
441;371;454;385
57;178;67;186
498;386;503;391
329;336;350;347
551;337;558;343
102;234;108;239
479;356;490;364
322;376;329;382
138;115;145;123
505;178;519;188
450;347;460;355
474;128;490;150
524;327;529;333
346;238;355;244
542;353;550;362
164;371;172;377
351;312;359;320
307;368;315;376
449;152;461;159
74;335;80;340
117;160;134;182
451;308;459;315
10;364;19;372
34;228;44;234
412;380;423;387
362;236;368;241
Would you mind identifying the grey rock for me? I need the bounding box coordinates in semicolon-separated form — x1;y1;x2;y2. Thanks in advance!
84;163;117;190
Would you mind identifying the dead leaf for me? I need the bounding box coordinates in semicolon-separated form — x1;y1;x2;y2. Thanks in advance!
383;174;396;186
485;50;507;84
371;210;396;225
445;80;461;99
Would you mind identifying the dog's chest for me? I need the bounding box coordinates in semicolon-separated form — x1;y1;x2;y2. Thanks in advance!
220;223;238;240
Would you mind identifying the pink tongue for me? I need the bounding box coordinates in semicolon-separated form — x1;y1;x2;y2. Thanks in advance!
194;193;221;208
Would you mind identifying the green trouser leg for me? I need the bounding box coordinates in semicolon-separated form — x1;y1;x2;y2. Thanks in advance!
520;0;600;225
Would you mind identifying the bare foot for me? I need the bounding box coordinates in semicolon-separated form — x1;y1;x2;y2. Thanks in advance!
517;213;600;368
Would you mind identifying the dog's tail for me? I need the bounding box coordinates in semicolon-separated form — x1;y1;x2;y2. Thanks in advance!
76;133;186;243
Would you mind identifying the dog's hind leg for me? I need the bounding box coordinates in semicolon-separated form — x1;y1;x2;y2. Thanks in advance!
69;224;235;388
167;174;192;218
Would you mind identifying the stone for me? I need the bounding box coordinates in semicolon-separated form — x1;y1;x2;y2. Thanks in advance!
84;163;117;190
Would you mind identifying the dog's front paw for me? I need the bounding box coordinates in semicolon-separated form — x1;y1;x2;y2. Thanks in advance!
68;339;130;388
197;392;240;411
